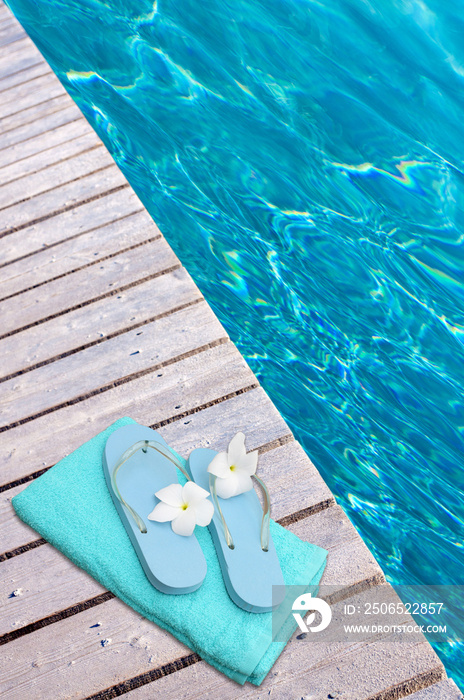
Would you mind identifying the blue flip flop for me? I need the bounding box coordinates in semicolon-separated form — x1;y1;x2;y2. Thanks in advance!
188;432;285;612
103;422;211;595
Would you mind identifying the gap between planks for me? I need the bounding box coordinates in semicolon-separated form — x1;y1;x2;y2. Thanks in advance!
0;180;129;239
0;10;448;697
0;160;116;215
0;144;114;211
0;187;144;267
1;521;442;700
0;232;161;303
0;65;52;95
0;509;379;654
0;127;101;186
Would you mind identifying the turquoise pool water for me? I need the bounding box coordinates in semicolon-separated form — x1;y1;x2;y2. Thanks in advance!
6;0;464;685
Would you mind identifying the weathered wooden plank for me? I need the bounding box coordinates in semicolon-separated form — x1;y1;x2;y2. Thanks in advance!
0;93;75;139
0;9;16;23
0;11;16;25
0;13;22;31
1;546;107;635
0;163;127;237
0;514;384;700
407;679;463;699
135;615;443;700
0;124;98;183
0;95;80;148
0;71;64;116
0;145;113;210
292;504;383;594
0;208;153;299
0;35;32;61
1;483;38;553
0;28;25;48
1;382;287;487
2;437;334;555
0;446;336;635
0;235;176;336
1;39;43;66
0;186;142;266
0;31;24;46
0;267;198;379
0;7;16;22
0;596;187;700
1;341;255;546
0;104;82;151
0;302;227;428
0;115;88;172
0;62;50;94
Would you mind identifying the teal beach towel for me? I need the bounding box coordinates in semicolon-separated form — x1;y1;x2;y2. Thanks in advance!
12;417;328;686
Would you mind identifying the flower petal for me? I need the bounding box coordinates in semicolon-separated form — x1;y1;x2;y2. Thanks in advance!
171;507;196;536
237;449;258;476
227;432;246;467
182;480;210;507
215;473;240;499
207;450;230;478
147;502;180;522
154;483;183;507
233;471;254;495
194;498;214;526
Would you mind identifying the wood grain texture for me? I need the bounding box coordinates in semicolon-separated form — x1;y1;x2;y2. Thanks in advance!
0;106;81;169
0;62;49;95
0;207;152;300
0;93;74;135
1;164;127;236
1;384;288;487
0;104;82;151
0;145;113;210
0;301;227;428
0;235;177;336
0;205;153;300
0;187;142;266
0;596;188;700
0;71;66;119
0;28;25;48
0;267;201;380
0;127;100;184
1;483;39;553
0;38;40;75
0;514;385;700
129;597;444;700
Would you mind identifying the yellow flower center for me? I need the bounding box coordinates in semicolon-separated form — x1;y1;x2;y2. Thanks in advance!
181;503;188;510
229;464;236;472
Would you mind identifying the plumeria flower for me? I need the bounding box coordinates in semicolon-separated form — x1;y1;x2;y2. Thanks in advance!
148;481;214;536
207;432;258;499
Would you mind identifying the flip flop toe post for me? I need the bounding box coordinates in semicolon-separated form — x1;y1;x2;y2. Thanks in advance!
103;423;207;595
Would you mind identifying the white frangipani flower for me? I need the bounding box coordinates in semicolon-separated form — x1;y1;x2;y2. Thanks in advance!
148;481;214;536
207;432;258;499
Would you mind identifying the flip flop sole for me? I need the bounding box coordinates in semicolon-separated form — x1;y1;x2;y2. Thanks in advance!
103;423;206;594
188;448;285;612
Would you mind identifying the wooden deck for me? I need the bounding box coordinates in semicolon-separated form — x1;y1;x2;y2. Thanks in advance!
0;4;462;698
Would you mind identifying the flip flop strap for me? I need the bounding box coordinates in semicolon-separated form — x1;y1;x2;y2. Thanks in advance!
209;473;271;552
111;439;191;534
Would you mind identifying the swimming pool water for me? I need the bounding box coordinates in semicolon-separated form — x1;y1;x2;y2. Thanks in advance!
6;0;464;686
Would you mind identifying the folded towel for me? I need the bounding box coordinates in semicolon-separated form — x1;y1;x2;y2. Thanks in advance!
12;417;328;685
